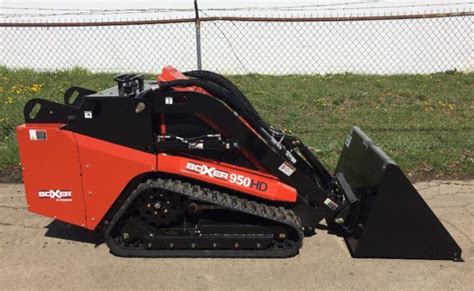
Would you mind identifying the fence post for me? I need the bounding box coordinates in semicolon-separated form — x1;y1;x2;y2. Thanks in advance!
194;0;202;70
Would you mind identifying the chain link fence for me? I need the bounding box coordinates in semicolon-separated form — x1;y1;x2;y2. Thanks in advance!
0;11;473;180
202;16;473;74
1;11;472;74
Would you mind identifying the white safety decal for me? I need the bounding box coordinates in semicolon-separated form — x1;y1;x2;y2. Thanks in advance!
324;198;339;210
29;129;47;141
278;162;295;176
165;97;174;105
344;133;352;148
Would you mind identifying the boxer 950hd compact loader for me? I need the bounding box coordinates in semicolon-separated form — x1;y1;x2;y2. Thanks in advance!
16;66;461;260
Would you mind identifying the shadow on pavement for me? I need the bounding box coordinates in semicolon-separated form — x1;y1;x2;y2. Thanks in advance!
45;220;104;245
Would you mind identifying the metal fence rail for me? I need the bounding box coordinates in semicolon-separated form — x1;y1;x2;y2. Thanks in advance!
0;11;472;74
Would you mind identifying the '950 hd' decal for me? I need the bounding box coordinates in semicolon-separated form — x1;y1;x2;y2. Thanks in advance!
157;154;297;202
185;162;268;192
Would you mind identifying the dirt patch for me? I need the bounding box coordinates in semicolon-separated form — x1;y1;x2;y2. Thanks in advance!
409;169;474;183
0;165;22;183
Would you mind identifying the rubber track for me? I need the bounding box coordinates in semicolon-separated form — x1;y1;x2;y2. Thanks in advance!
105;178;304;258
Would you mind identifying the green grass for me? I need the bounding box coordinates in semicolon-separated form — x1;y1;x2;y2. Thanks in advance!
1;67;473;181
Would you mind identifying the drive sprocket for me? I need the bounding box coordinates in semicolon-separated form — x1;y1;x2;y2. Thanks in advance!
135;187;188;227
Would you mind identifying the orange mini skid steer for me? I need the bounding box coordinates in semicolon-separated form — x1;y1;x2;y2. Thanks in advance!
17;66;461;259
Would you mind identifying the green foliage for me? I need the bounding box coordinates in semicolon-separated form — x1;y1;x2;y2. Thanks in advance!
0;67;472;180
229;72;473;178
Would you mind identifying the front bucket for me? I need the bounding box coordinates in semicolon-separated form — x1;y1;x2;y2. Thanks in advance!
334;126;462;261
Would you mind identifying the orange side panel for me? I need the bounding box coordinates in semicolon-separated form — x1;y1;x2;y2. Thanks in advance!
157;154;297;202
16;124;86;227
74;134;156;229
157;65;207;94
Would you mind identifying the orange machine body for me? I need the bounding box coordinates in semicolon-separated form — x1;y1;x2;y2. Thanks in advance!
16;124;156;229
16;124;87;227
17;124;297;230
157;154;296;202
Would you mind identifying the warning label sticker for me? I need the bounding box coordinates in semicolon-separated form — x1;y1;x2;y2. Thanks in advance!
84;111;93;119
29;129;47;141
344;133;352;148
278;162;296;176
324;198;339;210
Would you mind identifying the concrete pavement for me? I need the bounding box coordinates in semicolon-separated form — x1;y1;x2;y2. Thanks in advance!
0;180;472;290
